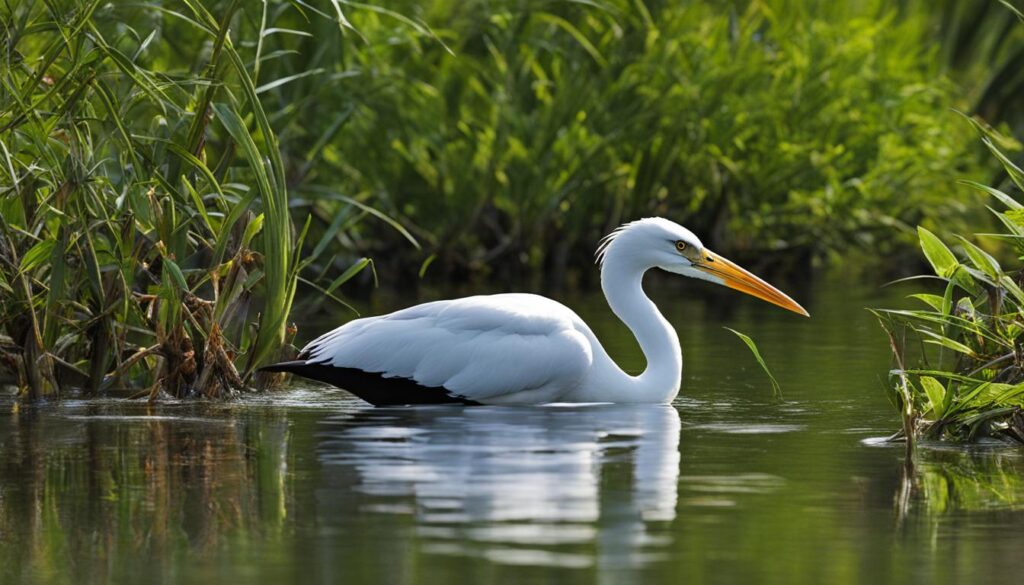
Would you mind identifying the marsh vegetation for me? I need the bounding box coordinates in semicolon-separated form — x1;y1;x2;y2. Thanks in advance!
875;124;1024;445
868;3;1024;447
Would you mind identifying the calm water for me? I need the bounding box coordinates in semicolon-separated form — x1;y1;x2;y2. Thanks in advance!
2;276;1024;584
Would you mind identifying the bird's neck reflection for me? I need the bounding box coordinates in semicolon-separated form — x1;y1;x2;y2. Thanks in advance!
317;404;681;569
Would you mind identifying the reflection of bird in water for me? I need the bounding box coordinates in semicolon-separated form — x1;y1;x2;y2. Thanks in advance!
315;404;681;569
265;218;807;406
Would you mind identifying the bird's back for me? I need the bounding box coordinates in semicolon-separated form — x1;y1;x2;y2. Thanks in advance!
282;293;595;405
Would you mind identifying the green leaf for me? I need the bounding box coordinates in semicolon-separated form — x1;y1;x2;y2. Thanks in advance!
324;192;420;250
308;205;350;265
164;258;189;291
724;328;782;399
181;176;214;235
1005;209;1024;228
534;12;608;67
19;239;55;274
908;293;944;311
419;254;437;278
950;265;980;296
960;179;1023;210
941;279;954;317
918;226;958;278
42;231;67;347
993;383;1024;406
1000;0;1024;20
324;257;372;296
920;335;977;358
954;236;1000;279
877;309;1007;347
983;137;1024;193
241;213;265;249
918;376;947;418
961;382;1016;410
255;68;326;94
999;274;1024;305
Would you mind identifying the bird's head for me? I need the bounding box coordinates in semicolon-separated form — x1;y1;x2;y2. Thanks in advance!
596;218;809;317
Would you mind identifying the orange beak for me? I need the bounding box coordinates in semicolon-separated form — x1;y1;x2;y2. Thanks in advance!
695;250;809;317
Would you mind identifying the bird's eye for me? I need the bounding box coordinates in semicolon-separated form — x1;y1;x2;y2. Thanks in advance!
675;240;687;252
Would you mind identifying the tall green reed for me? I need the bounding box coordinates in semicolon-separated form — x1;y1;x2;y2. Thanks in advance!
0;1;400;399
920;0;1024;132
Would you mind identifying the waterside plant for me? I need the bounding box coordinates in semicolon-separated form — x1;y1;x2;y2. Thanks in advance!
874;125;1024;445
0;1;398;400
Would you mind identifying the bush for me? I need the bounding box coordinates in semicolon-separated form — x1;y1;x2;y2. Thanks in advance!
325;0;988;281
874;125;1024;444
0;1;376;398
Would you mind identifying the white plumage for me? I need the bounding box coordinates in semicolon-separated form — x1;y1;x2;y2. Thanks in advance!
301;294;594;404
269;218;808;405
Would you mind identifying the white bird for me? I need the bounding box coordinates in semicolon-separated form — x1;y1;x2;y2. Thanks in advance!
264;218;808;405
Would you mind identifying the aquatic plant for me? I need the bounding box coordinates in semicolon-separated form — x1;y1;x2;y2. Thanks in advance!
873;124;1024;444
725;328;782;399
0;1;396;399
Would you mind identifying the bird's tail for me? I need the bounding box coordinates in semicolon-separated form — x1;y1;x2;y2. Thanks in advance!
259;360;339;390
259;360;310;374
257;360;479;406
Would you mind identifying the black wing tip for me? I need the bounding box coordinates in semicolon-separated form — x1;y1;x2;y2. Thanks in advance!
259;360;310;373
259;361;480;406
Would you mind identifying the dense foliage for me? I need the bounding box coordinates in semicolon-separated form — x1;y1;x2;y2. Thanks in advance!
928;0;1024;131
875;124;1024;445
332;0;988;281
0;1;347;399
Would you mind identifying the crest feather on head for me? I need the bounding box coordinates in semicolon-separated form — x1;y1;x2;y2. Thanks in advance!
595;218;692;266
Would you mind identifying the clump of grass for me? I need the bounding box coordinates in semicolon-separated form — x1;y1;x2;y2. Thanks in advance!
873;122;1024;444
0;1;394;400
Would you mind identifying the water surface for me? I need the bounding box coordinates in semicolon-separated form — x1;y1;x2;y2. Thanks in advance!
2;277;1023;584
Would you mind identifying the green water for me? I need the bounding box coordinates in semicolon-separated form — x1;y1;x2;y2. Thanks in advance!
2;276;1024;584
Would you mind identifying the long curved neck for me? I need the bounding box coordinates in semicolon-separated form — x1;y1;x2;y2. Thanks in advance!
591;256;682;403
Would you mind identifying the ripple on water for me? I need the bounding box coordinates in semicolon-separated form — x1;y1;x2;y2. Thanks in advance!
680;473;786;494
240;384;363;409
420;543;595;569
61;415;227;424
689;422;805;434
860;436;898;447
482;547;594;569
467;523;597;545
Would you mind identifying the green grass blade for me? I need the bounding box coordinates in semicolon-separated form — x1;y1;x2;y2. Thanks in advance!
724;327;782;399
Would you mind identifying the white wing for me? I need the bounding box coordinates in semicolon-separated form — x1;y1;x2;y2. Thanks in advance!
300;294;593;403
